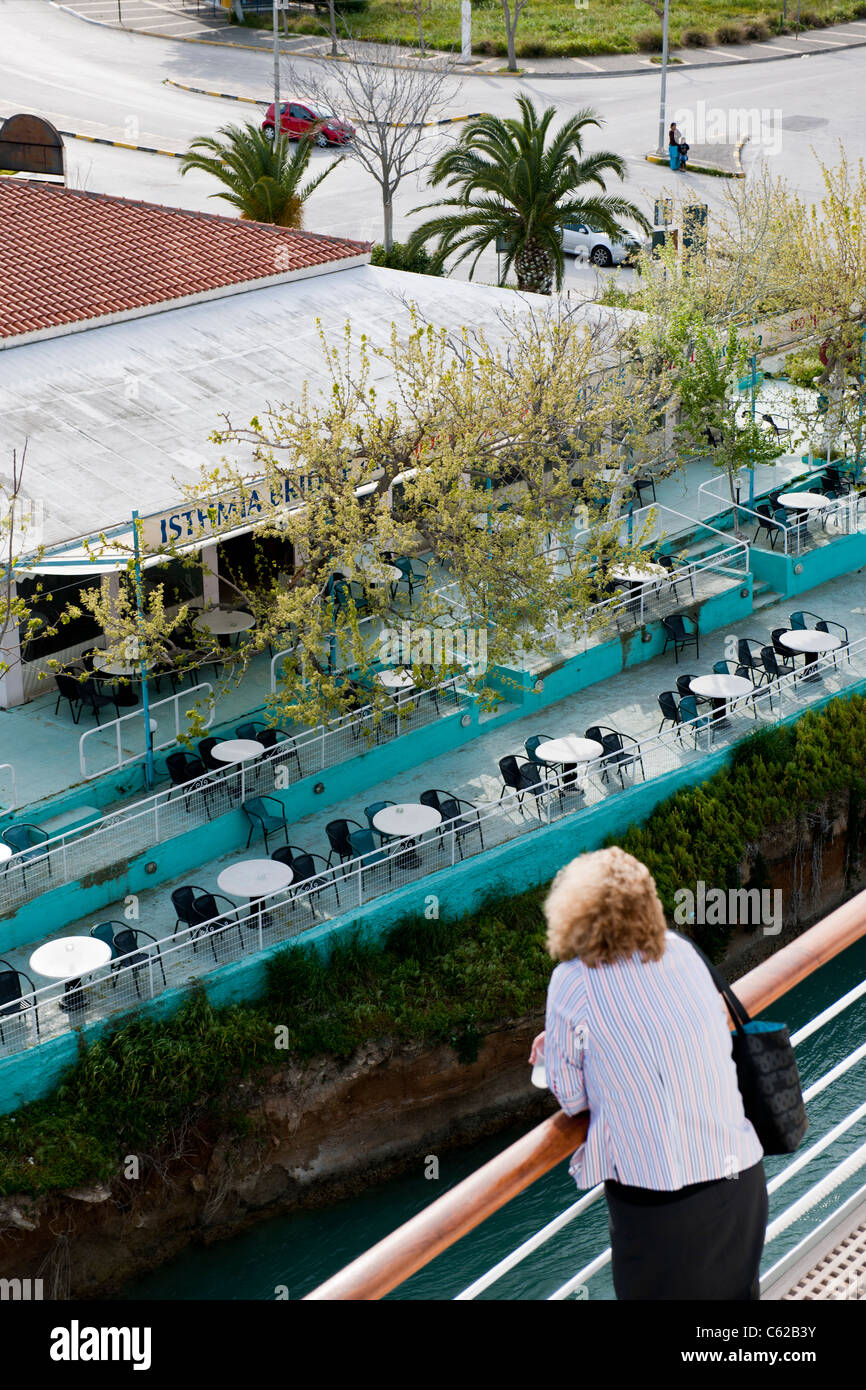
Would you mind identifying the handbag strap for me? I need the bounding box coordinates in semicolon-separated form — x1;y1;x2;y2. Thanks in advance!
669;930;752;1032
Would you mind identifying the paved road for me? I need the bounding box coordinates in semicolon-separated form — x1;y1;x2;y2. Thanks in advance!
52;0;866;77
2;0;865;289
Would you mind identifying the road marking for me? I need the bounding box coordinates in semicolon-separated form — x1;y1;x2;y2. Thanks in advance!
569;57;604;72
793;34;850;45
746;41;808;53
701;47;748;59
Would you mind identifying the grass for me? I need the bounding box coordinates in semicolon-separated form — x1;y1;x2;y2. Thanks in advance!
238;0;866;58
2;694;866;1195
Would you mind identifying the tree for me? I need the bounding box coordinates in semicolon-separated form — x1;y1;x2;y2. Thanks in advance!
676;323;786;518
408;97;649;294
500;0;530;72
165;301;673;732
0;446;58;686
179;122;334;228
287;42;456;251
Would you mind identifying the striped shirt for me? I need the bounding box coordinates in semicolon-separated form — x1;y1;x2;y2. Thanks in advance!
544;932;763;1190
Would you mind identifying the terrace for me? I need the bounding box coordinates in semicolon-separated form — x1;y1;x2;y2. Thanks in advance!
1;565;864;1061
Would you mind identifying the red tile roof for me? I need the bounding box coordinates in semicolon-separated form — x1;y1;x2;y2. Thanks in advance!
0;180;370;343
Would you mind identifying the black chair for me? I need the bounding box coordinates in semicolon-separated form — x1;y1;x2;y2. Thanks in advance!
762;413;791;440
676;674;697;698
760;646;787;695
54;673;84;722
817;619;850;667
657;553;695;600
737;638;766;685
498;755;551;817
0;959;39;1044
90;922;166;998
657;691;681;734
166;750;206;789
79;679;118;725
420;788;484;858
198;736;228;771
171;885;240;960
256;728;303;779
587;727;646;787
632;477;656;506
325;818;364;866
771;629;797;673
662;615;699;664
392;554;429;601
242;796;289;853
753;502;782;550
272;845;339;908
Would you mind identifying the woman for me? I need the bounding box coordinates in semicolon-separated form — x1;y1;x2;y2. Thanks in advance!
530;847;767;1300
668;123;682;170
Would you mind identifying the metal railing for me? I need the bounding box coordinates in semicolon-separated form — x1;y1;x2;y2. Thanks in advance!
0;676;467;918
78;682;215;780
697;474;864;556
303;889;866;1299
4;637;865;1053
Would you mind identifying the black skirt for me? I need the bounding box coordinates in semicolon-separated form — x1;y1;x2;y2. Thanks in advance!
604;1160;768;1300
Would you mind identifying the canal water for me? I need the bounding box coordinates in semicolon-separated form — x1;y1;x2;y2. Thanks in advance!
120;936;866;1301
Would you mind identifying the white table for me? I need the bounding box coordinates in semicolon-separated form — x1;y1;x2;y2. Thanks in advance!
779;629;842;681
30;935;112;1014
535;736;604;766
93;653;155;679
194;610;256;637
0;844;12;866
376;668;415;694
373;803;442;838
535;735;604;790
217;859;293;899
355;559;401;585
610;563;667;585
373;802;442;866
210;739;266;766
776;492;834;511
689;673;753;725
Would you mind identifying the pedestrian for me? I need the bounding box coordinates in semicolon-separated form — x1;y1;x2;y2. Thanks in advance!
668;122;681;170
529;846;767;1301
677;135;690;169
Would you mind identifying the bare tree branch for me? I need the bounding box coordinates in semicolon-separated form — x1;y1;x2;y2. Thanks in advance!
285;41;456;251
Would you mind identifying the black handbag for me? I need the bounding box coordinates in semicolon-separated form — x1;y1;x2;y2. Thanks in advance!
678;935;808;1155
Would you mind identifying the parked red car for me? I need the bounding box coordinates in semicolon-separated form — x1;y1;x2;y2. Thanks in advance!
262;102;355;147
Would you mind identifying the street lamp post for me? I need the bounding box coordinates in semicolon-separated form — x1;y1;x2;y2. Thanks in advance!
656;0;671;156
273;1;281;144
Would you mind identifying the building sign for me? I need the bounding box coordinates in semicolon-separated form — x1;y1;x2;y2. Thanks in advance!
139;472;326;552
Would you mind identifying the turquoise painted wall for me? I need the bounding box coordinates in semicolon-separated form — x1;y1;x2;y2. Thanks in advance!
750;525;866;598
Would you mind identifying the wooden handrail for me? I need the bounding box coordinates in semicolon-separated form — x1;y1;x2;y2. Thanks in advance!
304;887;866;1301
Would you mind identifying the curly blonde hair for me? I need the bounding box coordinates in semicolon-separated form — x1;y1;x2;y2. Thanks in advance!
544;846;667;967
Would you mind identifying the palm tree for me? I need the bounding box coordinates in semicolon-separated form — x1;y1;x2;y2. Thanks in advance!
409;97;650;294
180;122;335;228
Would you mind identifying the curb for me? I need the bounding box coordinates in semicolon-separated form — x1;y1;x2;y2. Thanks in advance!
49;3;866;79
161;78;484;128
644;148;745;179
59;130;183;158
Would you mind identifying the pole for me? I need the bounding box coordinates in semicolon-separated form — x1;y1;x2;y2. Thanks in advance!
273;1;280;142
461;0;472;62
131;511;155;791
117;0;122;21
657;0;671;157
748;339;757;508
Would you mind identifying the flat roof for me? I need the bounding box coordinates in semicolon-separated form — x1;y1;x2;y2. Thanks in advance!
0;265;634;559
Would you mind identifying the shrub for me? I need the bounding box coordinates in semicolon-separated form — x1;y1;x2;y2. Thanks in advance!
799;9;826;25
370;240;442;276
635;26;665;51
785;347;823;388
742;18;771;40
681;27;711;45
715;22;746;42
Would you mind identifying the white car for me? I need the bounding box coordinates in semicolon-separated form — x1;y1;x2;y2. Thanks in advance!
562;223;643;267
